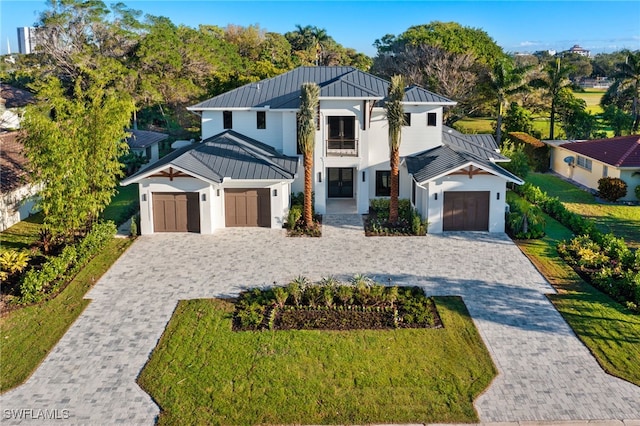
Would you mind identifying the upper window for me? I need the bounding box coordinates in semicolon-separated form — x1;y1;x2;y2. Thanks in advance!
576;155;592;171
404;113;411;126
223;111;233;129
327;116;356;151
602;165;608;177
257;111;266;129
427;112;437;127
376;170;399;197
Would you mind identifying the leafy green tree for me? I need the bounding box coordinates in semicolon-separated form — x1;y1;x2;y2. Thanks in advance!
602;104;634;136
611;50;640;132
22;76;134;239
502;102;540;138
487;58;532;145
556;88;598;139
297;82;320;229
500;140;530;182
384;75;406;223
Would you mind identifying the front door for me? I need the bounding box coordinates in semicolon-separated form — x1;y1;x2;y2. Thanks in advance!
327;168;354;198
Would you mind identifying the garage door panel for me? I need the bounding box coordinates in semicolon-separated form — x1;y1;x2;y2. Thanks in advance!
225;188;270;227
153;192;200;233
443;191;489;231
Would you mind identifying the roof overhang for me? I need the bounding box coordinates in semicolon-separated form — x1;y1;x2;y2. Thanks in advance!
413;160;524;186
121;164;221;186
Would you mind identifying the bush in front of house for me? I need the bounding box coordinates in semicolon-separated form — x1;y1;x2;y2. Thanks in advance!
365;199;426;236
598;177;627;202
506;198;545;239
233;276;441;331
19;221;117;303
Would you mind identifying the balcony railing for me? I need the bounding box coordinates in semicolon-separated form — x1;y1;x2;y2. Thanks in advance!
326;138;358;156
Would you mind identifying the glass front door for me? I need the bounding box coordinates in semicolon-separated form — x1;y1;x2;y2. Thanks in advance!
327;168;354;198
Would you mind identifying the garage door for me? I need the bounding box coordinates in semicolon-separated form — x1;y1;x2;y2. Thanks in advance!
152;192;200;233
225;188;270;227
443;191;490;231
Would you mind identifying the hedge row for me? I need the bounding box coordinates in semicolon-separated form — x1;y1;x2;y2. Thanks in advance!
514;183;639;311
19;221;117;303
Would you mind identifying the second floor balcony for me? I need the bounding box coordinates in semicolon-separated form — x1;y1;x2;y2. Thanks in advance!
326;116;358;156
327;138;358;156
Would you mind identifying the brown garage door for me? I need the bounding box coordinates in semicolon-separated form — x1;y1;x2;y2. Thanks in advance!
443;191;490;231
225;188;270;227
152;192;200;233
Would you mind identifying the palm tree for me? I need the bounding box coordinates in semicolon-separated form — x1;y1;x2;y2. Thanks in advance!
297;82;320;228
488;57;532;145
311;26;329;65
612;50;640;132
384;75;406;223
535;58;573;140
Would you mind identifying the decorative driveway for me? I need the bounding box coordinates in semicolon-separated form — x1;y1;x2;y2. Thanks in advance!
1;215;639;424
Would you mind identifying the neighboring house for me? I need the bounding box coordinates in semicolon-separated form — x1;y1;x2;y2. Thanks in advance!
125;129;168;167
122;66;521;234
0;132;41;231
0;84;33;131
566;44;590;57
546;135;640;201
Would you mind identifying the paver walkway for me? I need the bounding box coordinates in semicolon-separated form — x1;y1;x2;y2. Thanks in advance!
1;215;639;424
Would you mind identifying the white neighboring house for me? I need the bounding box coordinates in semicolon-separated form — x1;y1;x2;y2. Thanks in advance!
122;66;522;234
0;132;41;231
546;135;640;201
125;129;168;168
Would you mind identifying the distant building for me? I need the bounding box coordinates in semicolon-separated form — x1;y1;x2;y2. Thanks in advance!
567;44;590;57
17;27;37;54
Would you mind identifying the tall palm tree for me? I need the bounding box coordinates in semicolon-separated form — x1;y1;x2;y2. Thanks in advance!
612;50;640;132
488;57;532;145
384;75;406;223
297;82;320;228
534;58;573;140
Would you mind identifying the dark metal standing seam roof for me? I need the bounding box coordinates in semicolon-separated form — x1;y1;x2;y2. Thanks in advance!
188;67;456;110
442;127;507;161
121;130;298;185
126;129;169;149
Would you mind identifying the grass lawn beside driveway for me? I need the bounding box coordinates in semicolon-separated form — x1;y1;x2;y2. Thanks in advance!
507;191;640;386
101;184;139;226
0;237;132;392
526;173;640;248
0;213;43;251
138;296;497;425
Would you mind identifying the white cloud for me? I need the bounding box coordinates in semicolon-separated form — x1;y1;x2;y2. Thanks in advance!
519;41;541;47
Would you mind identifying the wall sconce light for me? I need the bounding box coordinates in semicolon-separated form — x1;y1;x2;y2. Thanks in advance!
273;189;278;196
216;189;221;197
318;172;322;183
434;193;438;201
362;171;366;182
141;193;147;202
497;192;500;200
202;193;207;202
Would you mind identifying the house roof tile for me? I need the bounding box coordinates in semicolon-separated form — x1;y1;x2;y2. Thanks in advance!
189;67;455;110
559;135;640;167
121;130;298;185
0;84;34;109
126;129;169;149
0;132;30;192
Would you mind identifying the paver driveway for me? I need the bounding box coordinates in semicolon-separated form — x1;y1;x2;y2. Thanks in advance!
1;215;639;424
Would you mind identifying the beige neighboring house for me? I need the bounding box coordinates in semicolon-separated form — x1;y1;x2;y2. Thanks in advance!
0;132;41;231
546;135;640;201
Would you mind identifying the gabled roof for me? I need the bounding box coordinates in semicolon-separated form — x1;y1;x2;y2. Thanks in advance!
0;84;34;109
126;129;169;149
559;135;640;167
121;130;298;185
0;131;30;192
189;66;455;110
442;126;506;161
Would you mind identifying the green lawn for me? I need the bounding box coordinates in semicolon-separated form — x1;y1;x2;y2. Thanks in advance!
101;184;139;226
0;238;132;392
455;116;559;140
138;296;496;425
574;89;606;115
526;173;640;248
507;192;640;386
0;213;43;251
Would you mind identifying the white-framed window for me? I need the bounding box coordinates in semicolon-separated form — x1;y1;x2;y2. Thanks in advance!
576;155;592;171
602;165;608;177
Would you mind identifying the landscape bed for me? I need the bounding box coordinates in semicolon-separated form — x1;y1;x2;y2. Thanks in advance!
138;296;496;425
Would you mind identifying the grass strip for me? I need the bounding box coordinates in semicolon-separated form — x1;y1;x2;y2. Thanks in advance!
509;192;640;386
138;296;496;425
0;238;132;392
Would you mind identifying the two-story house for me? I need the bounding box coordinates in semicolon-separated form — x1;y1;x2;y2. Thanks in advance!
122;66;522;234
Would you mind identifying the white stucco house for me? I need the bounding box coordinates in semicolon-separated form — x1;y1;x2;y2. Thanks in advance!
546;135;640;201
122;66;522;234
125;129;168;167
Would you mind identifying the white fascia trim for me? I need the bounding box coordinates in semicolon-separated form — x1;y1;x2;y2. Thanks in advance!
415;161;523;185
220;178;295;184
121;164;221;186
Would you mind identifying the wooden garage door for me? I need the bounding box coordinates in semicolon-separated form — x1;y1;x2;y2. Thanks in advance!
443;191;490;231
152;192;200;233
225;188;270;227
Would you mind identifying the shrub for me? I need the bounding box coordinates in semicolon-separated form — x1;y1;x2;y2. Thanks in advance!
635;185;640;201
0;249;31;281
506;199;545;239
598;177;627;202
286;205;302;230
507;132;549;172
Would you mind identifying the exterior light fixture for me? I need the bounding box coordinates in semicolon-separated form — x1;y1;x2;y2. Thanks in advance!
434;193;438;201
202;193;206;202
273;189;278;196
362;171;366;182
141;194;147;202
216;189;221;196
318;172;322;182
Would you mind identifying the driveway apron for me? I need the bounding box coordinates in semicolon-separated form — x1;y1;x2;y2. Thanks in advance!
1;215;639;424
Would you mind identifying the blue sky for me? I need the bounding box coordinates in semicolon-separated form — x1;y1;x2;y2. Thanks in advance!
1;0;639;56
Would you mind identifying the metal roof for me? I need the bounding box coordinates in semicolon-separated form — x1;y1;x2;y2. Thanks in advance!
122;130;298;185
442;126;507;161
126;129;169;149
189;66;455;110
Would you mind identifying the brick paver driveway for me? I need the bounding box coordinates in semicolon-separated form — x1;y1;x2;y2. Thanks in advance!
2;215;639;424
